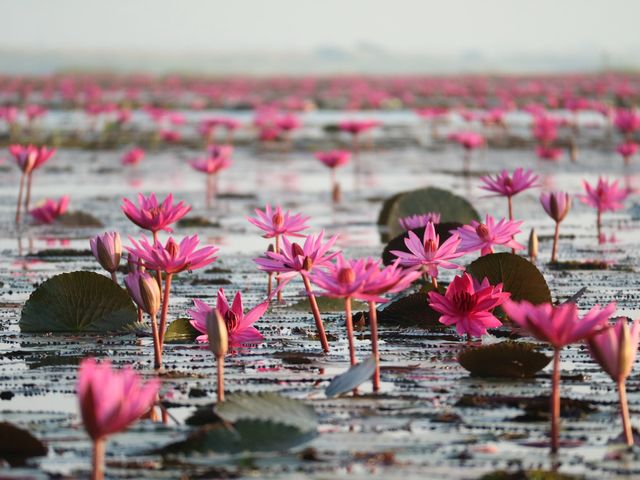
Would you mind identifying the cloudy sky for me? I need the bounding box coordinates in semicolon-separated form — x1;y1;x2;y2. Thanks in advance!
2;0;639;56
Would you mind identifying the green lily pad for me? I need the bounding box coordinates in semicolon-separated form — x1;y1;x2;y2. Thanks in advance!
161;419;317;455
164;318;200;344
20;271;138;332
289;296;366;313
215;392;318;432
466;253;552;305
377;187;480;240
58;210;104;227
458;341;551;378
381;222;462;265
162;392;317;455
377;289;443;328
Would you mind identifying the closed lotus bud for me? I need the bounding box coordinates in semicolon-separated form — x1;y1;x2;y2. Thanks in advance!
206;309;228;358
302;256;313;271
528;228;538;262
124;271;160;316
128;252;145;273
332;182;342;203
617;321;633;380
90;231;122;273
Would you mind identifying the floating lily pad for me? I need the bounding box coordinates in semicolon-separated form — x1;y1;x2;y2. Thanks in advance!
177;216;220;228
58;210;104;227
466;253;551;305
377;290;442;328
458;341;551;378
381;222;462;265
163;392;317;455
164;318;200;344
325;356;377;397
378;187;480;240
161;419;317;455
20;271;138;332
0;422;48;466
215;391;317;432
289;296;366;313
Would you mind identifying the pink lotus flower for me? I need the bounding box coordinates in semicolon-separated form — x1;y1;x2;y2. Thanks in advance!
617;142;638;165
338;119;379;136
121;147;145;166
581;177;628;241
359;259;422;391
314;150;351;169
189;145;233;174
580;177;628;213
78;358;160;439
535;145;563;161
189;289;268;347
503;300;616;350
614;109;640;135
254;231;339;283
540;192;571;223
311;255;389;364
480;168;539;198
126;235;218;275
90;231;122;278
540;192;571;262
504;298;615;454
480;168;539;219
448;131;485;150
398;212;441;230
428;273;509;337
390;221;463;281
588;318;640;446
25;104;46;122
9;144;55;174
78;358;159;479
532;115;560;144
254;231;339;352
455;215;524;255
311;255;386;303
30;196;69;224
588;318;640;383
247;204;310;239
121;193;191;235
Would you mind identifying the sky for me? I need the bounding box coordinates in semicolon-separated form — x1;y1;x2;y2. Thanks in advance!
1;0;639;56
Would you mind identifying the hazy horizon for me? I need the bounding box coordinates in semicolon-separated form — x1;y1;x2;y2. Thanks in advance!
2;0;640;74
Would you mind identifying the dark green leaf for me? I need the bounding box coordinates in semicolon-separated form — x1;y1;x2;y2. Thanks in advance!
378;187;480;240
466;253;552;305
289;296;366;313
58;211;104;227
214;392;318;433
458;341;551;378
0;422;48;466
164;318;200;344
161;419;317;455
20;271;138;332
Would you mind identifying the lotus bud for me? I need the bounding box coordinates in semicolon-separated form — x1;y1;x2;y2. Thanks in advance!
206;309;228;358
89;231;122;273
528;228;538;263
124;271;160;316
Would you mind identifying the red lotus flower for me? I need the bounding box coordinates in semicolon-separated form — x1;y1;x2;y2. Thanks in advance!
398;212;441;230
121;192;191;234
247;204;310;239
126;235;218;274
428;273;509;337
391;221;463;280
455;214;524;255
189;289;268;347
30;196;69;224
